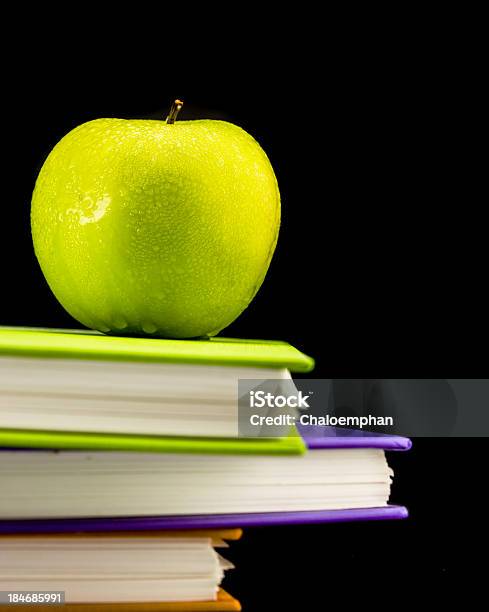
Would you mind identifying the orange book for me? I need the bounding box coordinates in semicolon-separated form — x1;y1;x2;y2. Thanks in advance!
0;530;242;610
0;589;241;612
0;528;242;542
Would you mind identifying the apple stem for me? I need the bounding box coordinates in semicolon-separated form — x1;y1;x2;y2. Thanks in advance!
166;99;184;124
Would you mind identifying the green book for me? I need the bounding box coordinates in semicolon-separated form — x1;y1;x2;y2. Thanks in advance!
0;327;314;455
0;428;305;455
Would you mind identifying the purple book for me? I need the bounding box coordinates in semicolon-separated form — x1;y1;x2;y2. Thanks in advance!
0;428;410;534
298;424;412;451
0;507;408;534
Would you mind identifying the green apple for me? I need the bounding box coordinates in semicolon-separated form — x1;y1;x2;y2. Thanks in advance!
31;101;280;338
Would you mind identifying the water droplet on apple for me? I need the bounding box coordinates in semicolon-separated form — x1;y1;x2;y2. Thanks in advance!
142;321;157;334
113;318;128;330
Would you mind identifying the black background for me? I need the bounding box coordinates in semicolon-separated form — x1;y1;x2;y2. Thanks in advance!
1;33;486;606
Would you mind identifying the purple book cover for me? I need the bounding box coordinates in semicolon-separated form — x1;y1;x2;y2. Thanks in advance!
298;424;412;451
0;428;410;534
0;507;408;534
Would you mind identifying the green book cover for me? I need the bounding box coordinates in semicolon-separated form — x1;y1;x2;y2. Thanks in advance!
0;327;314;372
0;327;313;455
0;428;306;455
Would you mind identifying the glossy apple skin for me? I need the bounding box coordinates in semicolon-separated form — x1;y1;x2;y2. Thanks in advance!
31;119;280;338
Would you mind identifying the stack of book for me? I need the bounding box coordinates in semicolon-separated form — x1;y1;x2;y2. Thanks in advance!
0;327;410;610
